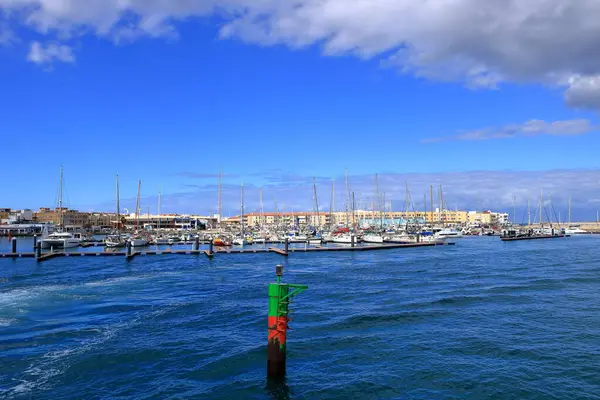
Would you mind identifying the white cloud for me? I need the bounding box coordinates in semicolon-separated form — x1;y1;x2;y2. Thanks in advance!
27;40;75;64
2;0;600;108
89;168;600;222
424;119;598;143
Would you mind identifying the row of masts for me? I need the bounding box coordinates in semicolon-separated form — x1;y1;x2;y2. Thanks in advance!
216;169;456;231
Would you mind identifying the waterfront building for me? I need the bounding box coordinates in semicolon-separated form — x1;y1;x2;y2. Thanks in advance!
123;214;217;230
0;224;46;236
0;208;11;222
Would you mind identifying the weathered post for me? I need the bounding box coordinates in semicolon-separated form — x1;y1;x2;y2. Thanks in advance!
126;240;132;258
351;233;355;248
284;238;289;254
35;242;42;259
417;233;421;243
32;235;37;251
267;264;307;379
11;237;17;254
208;238;214;256
194;236;200;251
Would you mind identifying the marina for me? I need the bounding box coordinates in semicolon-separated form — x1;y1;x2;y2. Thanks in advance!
2;236;599;399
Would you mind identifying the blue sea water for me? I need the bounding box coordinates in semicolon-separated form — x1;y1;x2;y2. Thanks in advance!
1;236;600;399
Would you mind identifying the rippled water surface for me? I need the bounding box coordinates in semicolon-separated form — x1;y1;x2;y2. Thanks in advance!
1;236;600;399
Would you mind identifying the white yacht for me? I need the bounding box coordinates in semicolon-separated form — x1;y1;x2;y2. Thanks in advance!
331;234;354;244
129;235;150;247
363;234;384;243
105;234;127;248
41;231;83;249
232;237;248;246
434;228;463;239
40;167;82;249
384;233;412;243
565;226;589;235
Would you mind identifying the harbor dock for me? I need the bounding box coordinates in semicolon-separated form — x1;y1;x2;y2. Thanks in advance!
0;241;454;262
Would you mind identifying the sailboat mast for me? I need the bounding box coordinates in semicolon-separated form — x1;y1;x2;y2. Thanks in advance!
116;174;120;233
344;169;350;227
274;192;279;229
512;195;516;225
259;187;264;232
217;167;222;225
527;193;531;226
313;178;321;230
568;195;572;224
240;183;245;236
430;185;433;226
374;174;379;221
58;166;64;229
423;193;427;224
438;185;442;224
351;192;356;230
135;180;141;230
158;189;161;230
540;189;544;226
329;179;335;227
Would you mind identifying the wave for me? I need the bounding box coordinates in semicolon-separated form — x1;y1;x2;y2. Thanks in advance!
1;302;185;398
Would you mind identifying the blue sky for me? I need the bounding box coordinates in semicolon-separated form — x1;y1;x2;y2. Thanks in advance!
1;1;600;220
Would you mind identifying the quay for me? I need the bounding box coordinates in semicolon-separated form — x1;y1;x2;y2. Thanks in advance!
0;241;454;262
501;234;568;242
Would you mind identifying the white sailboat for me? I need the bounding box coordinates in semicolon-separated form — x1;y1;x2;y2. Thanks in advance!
105;174;127;248
41;166;82;249
129;180;149;247
233;183;248;246
363;234;384;243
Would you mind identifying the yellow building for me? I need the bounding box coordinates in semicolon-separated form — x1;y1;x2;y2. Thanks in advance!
34;208;92;227
0;208;11;223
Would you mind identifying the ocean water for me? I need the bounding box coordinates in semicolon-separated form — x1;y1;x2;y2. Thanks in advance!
1;236;600;399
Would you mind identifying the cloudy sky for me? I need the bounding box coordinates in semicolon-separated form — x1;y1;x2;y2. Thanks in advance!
1;1;599;220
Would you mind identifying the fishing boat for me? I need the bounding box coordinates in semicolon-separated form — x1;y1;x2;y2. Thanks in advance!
41;167;83;249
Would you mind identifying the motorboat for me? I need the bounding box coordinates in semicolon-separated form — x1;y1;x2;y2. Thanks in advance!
213;237;232;246
384;233;412;243
434;228;464;239
232;237;248;246
129;235;150;247
565;226;589;235
41;231;83;249
363;234;384;243
331;233;354;244
105;234;127;248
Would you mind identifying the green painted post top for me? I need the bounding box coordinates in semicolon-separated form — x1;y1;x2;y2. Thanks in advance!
268;283;308;318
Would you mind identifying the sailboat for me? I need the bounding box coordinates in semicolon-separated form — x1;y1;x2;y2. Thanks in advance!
129;180;150;247
309;178;323;244
363;174;385;243
252;188;267;244
41;166;83;249
105;174;127;248
232;183;248;246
